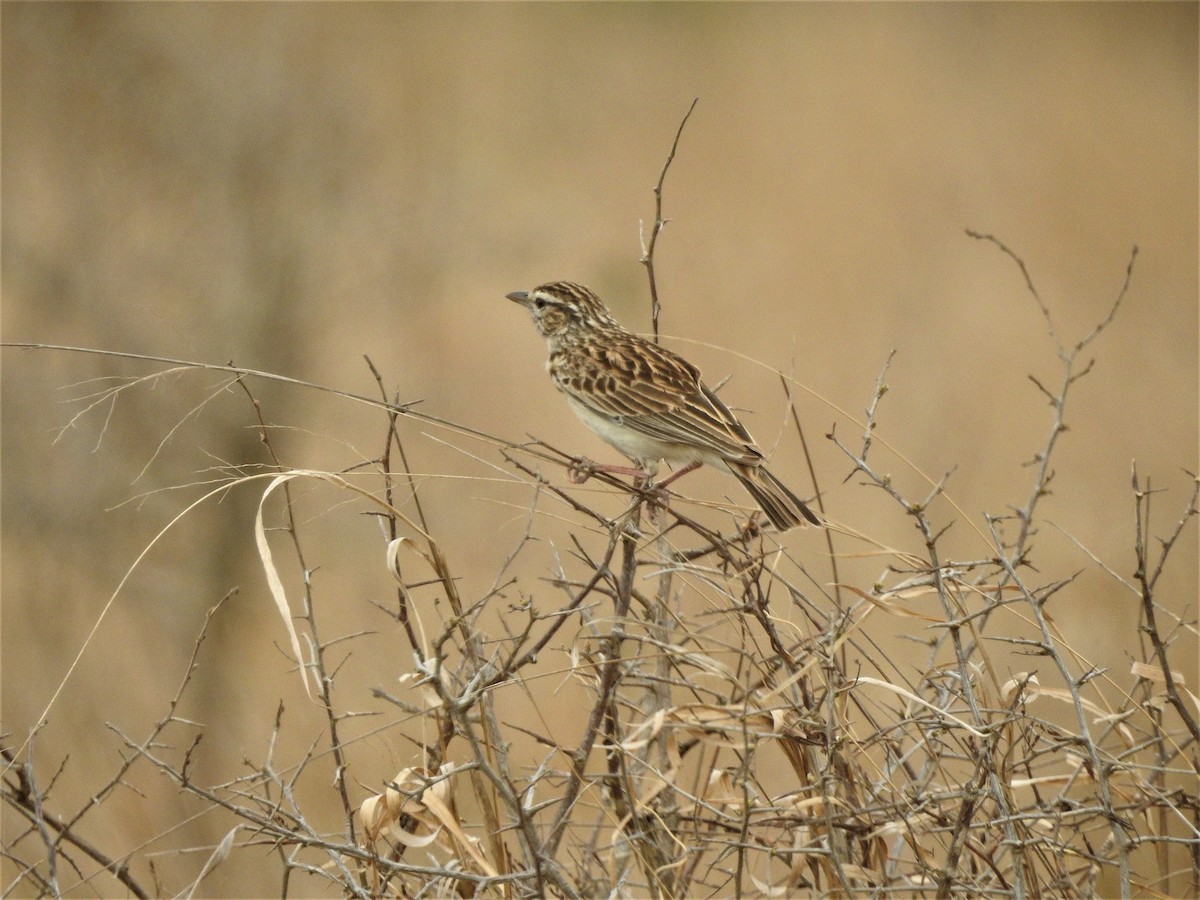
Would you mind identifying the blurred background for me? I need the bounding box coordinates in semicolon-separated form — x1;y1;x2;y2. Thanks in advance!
3;4;1196;895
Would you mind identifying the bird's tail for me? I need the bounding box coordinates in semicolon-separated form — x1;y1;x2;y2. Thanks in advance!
734;465;822;531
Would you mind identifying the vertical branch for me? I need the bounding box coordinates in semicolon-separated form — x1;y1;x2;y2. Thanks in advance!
544;502;643;867
780;371;843;612
631;522;683;895
1132;464;1200;749
24;734;59;898
364;354;431;648
640;97;699;342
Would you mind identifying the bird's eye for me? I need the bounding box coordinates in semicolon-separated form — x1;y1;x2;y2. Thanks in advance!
533;298;547;310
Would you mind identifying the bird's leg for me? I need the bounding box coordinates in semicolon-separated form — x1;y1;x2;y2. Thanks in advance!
640;461;704;523
652;461;703;491
567;457;655;485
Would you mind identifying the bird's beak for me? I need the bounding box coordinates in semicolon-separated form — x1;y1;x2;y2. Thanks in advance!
506;290;530;305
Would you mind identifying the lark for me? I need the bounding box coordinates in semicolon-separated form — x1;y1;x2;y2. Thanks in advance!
508;281;820;530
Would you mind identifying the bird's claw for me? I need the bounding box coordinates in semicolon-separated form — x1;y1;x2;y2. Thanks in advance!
567;457;654;485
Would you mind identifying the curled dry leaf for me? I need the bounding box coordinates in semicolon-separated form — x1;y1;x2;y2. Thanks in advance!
358;765;498;879
1001;672;1041;705
256;475;315;699
359;766;449;848
385;537;406;584
750;872;791;898
386;536;436;585
704;768;754;811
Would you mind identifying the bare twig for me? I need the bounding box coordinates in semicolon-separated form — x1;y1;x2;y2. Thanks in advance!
640;97;699;341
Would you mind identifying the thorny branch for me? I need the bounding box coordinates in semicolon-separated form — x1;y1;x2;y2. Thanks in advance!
640;97;699;343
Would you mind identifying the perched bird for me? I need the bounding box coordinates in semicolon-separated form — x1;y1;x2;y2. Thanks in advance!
507;281;820;530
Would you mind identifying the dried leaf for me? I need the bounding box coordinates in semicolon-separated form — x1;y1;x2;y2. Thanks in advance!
256;474;314;699
1001;672;1040;705
421;785;499;878
834;583;943;622
853;676;986;737
184;825;239;900
1130;660;1184;685
358;765;497;878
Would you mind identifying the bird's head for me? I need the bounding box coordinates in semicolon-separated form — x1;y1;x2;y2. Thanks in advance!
506;281;617;339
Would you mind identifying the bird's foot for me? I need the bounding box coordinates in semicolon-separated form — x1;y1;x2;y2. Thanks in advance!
644;484;673;526
567;457;654;485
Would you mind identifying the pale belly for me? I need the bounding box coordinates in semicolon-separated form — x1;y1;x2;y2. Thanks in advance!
564;395;727;472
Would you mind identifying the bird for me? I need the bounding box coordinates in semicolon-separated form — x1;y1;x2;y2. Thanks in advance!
506;281;821;530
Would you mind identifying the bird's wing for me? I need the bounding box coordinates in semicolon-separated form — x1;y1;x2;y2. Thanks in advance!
551;334;764;464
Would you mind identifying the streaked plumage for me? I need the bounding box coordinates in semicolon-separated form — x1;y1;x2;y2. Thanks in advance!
507;281;820;530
